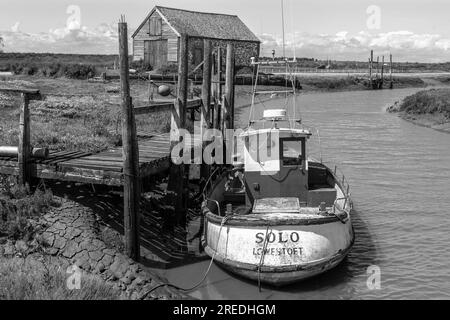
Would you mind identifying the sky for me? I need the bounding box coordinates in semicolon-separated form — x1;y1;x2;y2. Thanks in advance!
1;0;450;62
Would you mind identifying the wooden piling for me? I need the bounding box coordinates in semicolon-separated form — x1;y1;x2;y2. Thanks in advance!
168;34;189;225
213;47;222;130
18;93;30;186
369;50;373;88
380;56;385;89
119;18;140;261
224;43;236;131
390;54;393;89
376;56;379;79
201;39;213;180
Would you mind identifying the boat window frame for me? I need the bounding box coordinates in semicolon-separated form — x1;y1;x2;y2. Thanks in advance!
280;137;306;167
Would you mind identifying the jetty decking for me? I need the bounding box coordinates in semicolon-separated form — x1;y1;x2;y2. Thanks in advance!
0;133;196;186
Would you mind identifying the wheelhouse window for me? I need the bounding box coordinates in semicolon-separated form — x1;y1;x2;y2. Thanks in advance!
244;133;275;164
149;17;162;36
281;138;304;166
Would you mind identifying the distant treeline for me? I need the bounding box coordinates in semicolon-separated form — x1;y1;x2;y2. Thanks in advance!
1;52;450;80
259;56;450;72
0;52;118;79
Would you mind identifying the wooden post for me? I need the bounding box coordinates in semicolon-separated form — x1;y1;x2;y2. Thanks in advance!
380;56;385;89
201;39;212;181
119;18;140;261
213;47;222;130
369;50;373;88
168;34;189;225
390;54;393;89
224;43;235;131
376;56;379;79
188;79;194;100
18;93;30;187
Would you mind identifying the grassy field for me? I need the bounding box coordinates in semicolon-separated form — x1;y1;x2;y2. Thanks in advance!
0;76;171;153
0;68;443;154
0;53;117;79
0;256;122;300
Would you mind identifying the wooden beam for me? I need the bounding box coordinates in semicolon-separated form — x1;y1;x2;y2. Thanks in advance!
133;98;202;115
376;56;379;78
0;87;41;100
390;54;393;89
224;43;235;131
201;39;212;181
202;40;213;130
168;34;188;226
369;50;373;88
18;93;31;186
213;47;222;130
119;18;140;261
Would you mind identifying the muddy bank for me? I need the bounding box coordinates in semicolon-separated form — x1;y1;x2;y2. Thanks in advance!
0;195;188;300
387;88;450;134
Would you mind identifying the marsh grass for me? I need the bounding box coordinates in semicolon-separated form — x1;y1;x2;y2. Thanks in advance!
0;255;122;300
397;88;450;117
0;77;172;153
0;176;57;241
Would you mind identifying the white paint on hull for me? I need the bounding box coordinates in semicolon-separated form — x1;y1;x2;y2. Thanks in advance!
203;215;354;285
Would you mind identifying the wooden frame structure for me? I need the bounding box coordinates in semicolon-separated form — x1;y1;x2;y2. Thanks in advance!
0;19;236;261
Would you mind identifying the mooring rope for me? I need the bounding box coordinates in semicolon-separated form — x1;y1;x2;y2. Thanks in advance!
140;215;230;299
257;225;271;292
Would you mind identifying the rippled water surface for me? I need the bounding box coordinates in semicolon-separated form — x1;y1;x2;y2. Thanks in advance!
156;88;450;299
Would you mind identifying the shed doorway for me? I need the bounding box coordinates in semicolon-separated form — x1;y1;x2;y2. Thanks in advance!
144;39;168;69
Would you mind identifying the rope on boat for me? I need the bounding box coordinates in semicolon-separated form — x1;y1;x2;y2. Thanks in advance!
140;215;230;299
257;225;271;292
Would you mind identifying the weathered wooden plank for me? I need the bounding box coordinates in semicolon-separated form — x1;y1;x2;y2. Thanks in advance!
59;160;123;170
18;93;31;186
36;165;123;186
168;34;188;225
38;151;92;165
120;19;141;261
0;87;40;97
134;98;202;115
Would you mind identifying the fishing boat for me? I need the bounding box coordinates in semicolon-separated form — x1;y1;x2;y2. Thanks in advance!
200;61;354;286
200;6;354;283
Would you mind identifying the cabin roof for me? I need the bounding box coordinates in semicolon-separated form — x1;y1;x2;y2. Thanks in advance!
132;6;260;43
241;128;312;138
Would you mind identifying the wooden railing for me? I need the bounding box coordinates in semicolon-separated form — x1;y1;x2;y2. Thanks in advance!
0;86;42;186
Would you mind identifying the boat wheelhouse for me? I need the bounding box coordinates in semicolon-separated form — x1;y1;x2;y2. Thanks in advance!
201;107;354;286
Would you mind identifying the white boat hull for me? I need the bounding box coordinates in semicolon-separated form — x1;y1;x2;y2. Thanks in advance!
202;214;354;286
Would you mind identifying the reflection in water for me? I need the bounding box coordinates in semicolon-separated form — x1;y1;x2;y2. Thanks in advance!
156;88;450;299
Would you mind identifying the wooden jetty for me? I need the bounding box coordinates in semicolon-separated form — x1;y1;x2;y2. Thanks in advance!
0;132;199;187
0;18;236;261
369;50;394;89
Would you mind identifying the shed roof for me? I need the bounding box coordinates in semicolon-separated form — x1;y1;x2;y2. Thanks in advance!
132;6;260;43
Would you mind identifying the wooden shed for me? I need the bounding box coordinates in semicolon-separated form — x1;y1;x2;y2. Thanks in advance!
132;6;261;70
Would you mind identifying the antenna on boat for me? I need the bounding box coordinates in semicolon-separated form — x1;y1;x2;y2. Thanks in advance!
281;0;286;59
290;0;296;62
247;0;302;128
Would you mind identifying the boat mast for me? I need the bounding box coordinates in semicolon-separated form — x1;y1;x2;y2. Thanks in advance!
281;0;286;59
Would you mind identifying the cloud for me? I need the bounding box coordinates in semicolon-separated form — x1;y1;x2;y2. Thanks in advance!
1;23;450;63
0;22;134;55
11;22;20;33
259;30;450;62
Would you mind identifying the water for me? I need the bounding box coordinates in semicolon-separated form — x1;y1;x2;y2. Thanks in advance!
155;88;450;299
